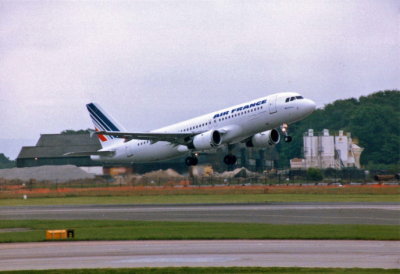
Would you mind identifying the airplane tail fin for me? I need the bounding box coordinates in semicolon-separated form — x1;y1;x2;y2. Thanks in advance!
86;102;126;148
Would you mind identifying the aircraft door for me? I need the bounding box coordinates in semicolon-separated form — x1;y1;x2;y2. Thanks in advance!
269;95;277;114
125;144;134;158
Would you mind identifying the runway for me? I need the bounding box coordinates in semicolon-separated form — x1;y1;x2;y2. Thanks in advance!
1;203;399;270
0;240;398;270
1;202;399;224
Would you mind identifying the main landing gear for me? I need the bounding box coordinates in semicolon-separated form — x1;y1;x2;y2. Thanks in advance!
223;144;237;166
185;153;237;166
185;154;198;166
223;154;237;165
281;123;292;143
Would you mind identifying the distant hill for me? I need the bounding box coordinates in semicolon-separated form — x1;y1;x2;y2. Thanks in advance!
276;90;400;169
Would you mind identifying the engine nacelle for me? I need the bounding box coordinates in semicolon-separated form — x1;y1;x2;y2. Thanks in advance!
189;130;222;150
246;129;280;147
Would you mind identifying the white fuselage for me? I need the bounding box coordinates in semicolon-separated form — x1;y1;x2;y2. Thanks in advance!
93;92;315;163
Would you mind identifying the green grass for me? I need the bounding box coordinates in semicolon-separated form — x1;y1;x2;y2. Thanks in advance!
0;220;398;243
0;267;399;274
1;193;399;206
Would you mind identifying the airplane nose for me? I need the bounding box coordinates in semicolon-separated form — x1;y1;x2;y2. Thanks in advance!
304;99;316;114
309;99;316;111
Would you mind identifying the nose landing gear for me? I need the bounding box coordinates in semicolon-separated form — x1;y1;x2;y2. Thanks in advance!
284;135;292;142
281;123;292;143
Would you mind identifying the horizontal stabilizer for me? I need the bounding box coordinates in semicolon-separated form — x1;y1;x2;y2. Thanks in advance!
64;151;115;157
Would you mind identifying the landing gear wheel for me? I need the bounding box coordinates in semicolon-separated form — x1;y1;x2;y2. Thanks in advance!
185;156;198;166
224;155;237;165
281;123;292;143
284;136;292;143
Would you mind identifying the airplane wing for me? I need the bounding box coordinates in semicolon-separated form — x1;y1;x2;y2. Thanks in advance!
94;130;199;145
64;151;115;157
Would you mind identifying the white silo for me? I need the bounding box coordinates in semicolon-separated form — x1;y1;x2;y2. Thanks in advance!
335;130;349;165
304;129;319;168
320;129;336;168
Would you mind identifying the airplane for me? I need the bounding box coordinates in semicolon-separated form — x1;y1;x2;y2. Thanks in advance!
66;92;316;166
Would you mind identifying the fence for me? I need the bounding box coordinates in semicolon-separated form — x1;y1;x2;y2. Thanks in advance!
1;170;398;192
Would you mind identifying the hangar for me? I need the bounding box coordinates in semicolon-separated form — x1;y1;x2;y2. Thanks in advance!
16;133;102;168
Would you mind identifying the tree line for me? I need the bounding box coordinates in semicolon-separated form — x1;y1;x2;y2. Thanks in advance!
0;154;15;169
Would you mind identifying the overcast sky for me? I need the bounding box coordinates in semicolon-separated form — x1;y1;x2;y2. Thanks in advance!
1;0;399;159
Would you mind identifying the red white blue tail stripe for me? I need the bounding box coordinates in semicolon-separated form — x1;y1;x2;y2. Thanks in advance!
86;103;125;146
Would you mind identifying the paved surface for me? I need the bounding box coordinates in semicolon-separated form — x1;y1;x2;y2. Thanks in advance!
1;203;399;224
0;240;398;270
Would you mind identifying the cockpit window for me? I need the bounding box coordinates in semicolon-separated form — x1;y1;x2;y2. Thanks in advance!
286;96;304;102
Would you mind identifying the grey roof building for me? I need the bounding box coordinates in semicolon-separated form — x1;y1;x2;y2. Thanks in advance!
16;133;102;167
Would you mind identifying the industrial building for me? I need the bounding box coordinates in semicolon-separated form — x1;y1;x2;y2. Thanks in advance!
290;129;364;169
17;133;279;174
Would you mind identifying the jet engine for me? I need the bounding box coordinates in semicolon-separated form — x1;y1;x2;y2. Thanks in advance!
188;130;222;150
246;129;280;147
